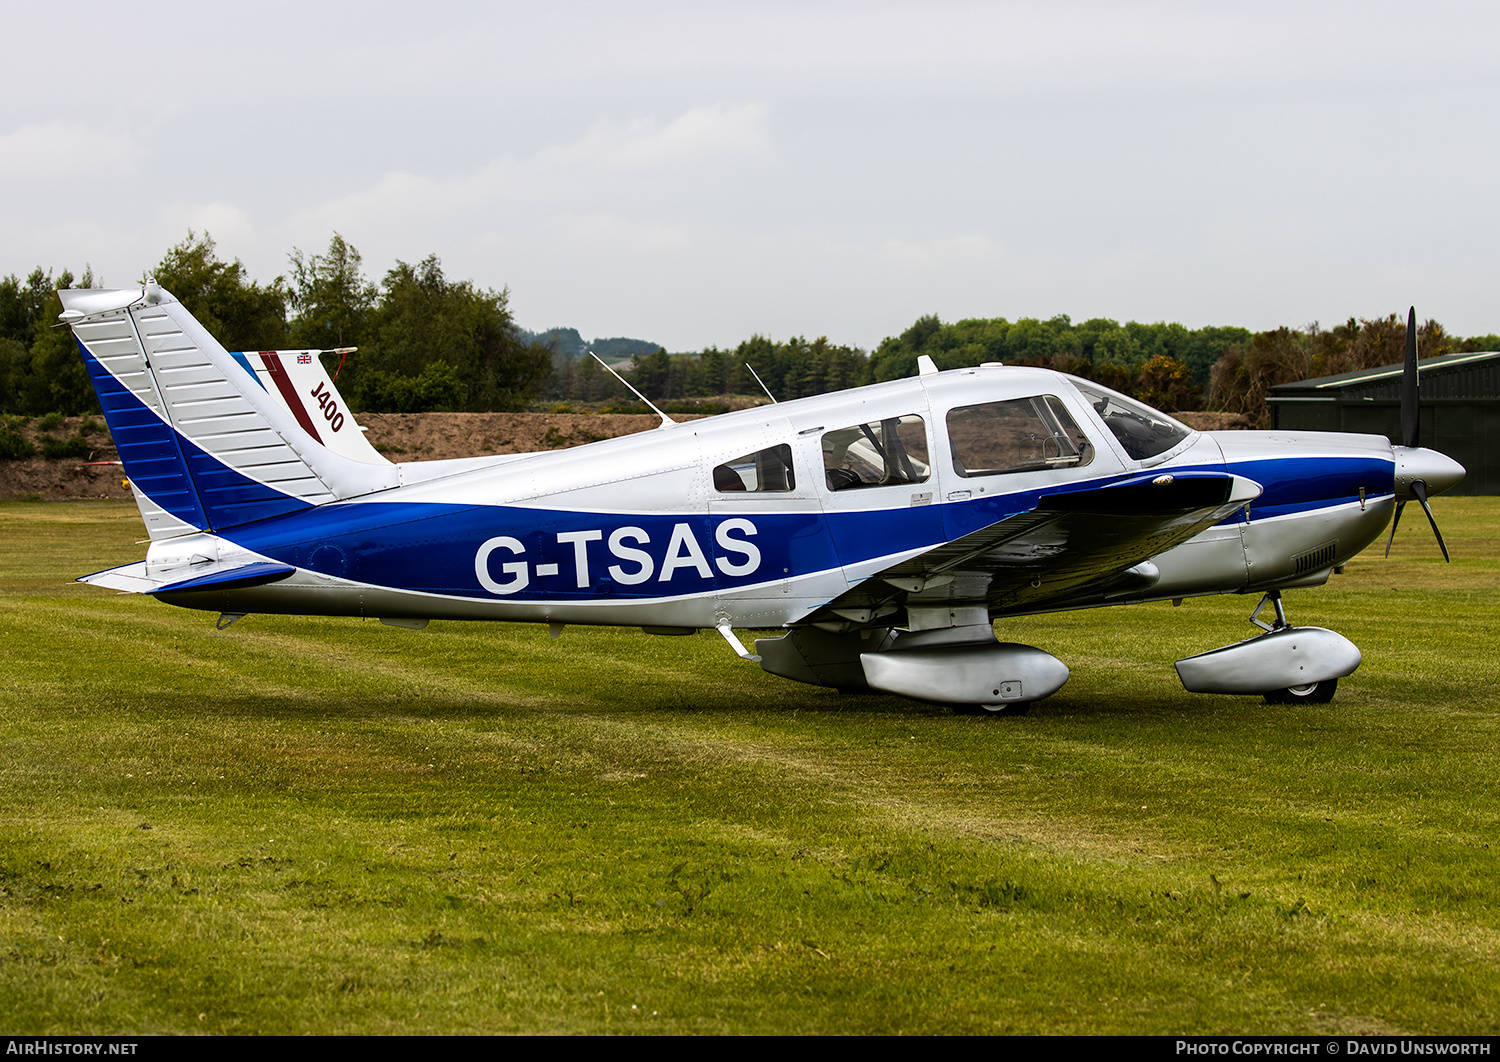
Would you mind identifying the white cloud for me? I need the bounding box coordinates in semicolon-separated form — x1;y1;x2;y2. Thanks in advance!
5;2;1500;344
273;103;775;263
170;203;258;254
0;122;138;180
580;105;774;172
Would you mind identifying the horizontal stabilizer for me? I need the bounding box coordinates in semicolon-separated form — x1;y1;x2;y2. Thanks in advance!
79;559;296;595
78;562;159;594
152;562;296;594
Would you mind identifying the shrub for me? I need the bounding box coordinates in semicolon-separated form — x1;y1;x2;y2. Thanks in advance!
41;434;92;460
0;428;35;460
354;362;466;413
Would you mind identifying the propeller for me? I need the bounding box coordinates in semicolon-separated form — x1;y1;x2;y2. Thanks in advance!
1384;306;1452;561
1400;305;1419;449
1409;479;1449;562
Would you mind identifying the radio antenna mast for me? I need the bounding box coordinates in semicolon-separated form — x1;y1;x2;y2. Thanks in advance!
590;352;676;428
745;362;778;404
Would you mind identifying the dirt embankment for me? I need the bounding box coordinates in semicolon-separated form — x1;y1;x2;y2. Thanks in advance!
2;408;1253;502
0;413;702;502
354;411;708;462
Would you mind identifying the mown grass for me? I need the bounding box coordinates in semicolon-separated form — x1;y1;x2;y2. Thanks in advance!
1;498;1497;1034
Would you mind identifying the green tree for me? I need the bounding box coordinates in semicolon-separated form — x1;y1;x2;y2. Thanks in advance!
1173;324;1251;385
1;267;100;415
1207;314;1452;426
0;269;58;412
869;314;941;381
629;348;672;399
0;269;55;348
356;362;467;413
152;231;287;351
355;255;550;413
1134;355;1200;412
287;233;377;350
1003;316;1067;363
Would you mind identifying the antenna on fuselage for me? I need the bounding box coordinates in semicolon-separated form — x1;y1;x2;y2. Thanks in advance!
745;362;778;404
589;351;676;428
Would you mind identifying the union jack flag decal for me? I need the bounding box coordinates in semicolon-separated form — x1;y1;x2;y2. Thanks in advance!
297;353;313;364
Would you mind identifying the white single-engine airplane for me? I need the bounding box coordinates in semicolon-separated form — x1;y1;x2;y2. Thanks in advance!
59;284;1464;713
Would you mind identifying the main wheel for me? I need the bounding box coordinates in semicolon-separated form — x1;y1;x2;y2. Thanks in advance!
1263;678;1338;705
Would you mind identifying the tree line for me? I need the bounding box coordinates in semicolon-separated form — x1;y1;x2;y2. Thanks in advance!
555;314;1248;411
552;334;869;408
4;231;1496;427
0;233;550;417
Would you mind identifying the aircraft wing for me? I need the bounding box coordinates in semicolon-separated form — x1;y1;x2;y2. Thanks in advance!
809;472;1261;624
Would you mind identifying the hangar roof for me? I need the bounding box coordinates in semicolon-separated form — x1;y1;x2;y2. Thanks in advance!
1269;350;1500;401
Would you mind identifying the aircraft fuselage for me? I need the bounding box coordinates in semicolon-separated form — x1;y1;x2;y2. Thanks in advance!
144;368;1409;632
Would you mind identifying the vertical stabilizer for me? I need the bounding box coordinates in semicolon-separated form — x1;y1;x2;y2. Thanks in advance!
60;284;398;539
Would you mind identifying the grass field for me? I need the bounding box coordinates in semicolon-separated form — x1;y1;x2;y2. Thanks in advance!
1;498;1497;1035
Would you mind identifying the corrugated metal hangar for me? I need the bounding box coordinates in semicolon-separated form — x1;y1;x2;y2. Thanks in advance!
1267;350;1500;495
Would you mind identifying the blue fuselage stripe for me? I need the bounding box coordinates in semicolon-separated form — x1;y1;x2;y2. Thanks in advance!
215;453;1393;602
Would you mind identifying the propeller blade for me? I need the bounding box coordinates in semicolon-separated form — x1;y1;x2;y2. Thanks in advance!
1384;500;1406;558
1410;479;1451;562
1401;306;1420;449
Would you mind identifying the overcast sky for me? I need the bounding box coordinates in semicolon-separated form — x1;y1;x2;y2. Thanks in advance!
4;0;1496;349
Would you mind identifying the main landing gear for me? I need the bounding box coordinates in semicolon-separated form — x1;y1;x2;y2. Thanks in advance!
1248;592;1340;705
953;701;1032;717
1263;679;1338;704
1173;590;1362;704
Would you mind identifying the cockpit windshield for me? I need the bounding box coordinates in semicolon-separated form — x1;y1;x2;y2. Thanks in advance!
1068;377;1193;461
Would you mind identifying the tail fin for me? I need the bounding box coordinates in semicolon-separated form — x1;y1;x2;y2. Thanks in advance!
60;283;398;540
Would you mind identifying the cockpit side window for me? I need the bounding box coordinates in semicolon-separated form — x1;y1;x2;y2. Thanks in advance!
821;415;930;491
1069;378;1192;461
713;443;796;493
946;395;1094;477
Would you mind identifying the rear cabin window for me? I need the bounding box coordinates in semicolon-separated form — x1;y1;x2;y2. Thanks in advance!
946;396;1094;477
713;444;796;492
821;415;930;490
